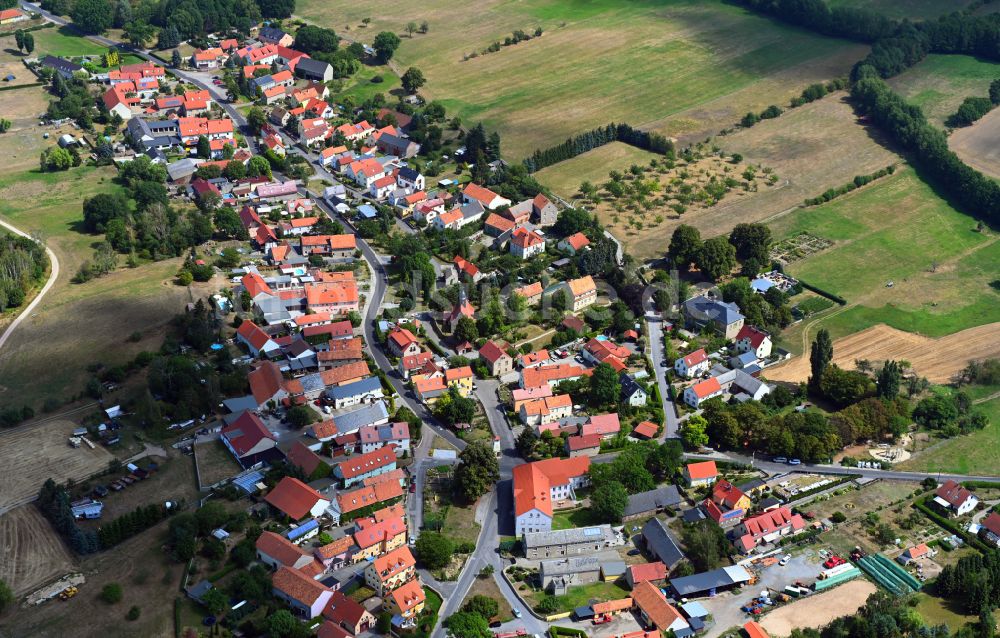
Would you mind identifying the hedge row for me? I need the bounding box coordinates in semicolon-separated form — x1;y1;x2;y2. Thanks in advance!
804;165;895;206
798;280;847;306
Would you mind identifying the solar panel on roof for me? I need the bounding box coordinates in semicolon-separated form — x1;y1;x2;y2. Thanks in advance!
583;527;602;537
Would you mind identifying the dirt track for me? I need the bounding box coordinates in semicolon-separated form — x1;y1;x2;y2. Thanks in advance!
766;322;1000;384
760;579;876;636
0;505;74;596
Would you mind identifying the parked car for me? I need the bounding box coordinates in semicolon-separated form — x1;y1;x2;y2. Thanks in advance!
627;549;641;556
773;456;788;464
779;555;791;566
788;458;802;465
512;608;522;618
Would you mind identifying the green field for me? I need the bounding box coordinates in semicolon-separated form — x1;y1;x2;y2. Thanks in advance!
300;0;866;158
826;0;978;20
897;385;1000;476
31;26;108;58
772;169;1000;339
533;142;661;197
890;54;1000;127
337;63;401;105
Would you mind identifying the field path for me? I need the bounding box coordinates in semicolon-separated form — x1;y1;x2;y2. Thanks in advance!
766;322;1000;384
0;217;59;353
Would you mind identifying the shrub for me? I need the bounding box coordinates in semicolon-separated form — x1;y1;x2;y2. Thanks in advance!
126;606;141;621
831;511;847;524
100;583;123;604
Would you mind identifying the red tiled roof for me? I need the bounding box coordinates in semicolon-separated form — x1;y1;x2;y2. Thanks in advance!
389;578;424;613
632;421;659;439
272;566;330;606
287;441;325;476
335;448;395;480
463;182;502;206
735;325;770;349
221;411;276;456
322;590;371;627
937;480;975;508
632;581;686;630
256;530;309;566
566;434;601;451
682;348;708;367
685;461;718;480
512;457;590;517
628;561;668;584
563;232;590;251
690;377;722;399
265;477;328;520
479;340;509;365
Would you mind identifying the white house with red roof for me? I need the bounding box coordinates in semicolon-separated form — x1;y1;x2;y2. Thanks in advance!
580;413;621;439
386;327;421;358
510;227;546;260
345;158;386;188
735;325;773;358
462;183;511;210
369;175;396;200
266;477;331;520
513;457;590;535
674;348;710;379
683;461;718;487
236;320;281;357
272;566;334;619
333;448;397;488
683;376;724;408
734;507;806;554
979;513;1000;547
221;411;279;468
558;232;590;255
933;480;979;517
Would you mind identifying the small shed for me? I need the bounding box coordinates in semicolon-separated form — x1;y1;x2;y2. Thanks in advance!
211;528;230;541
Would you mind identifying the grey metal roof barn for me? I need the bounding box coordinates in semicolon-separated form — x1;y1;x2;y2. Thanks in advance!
642;517;684;567
625;485;682;518
523;525;615;549
669;565;753;597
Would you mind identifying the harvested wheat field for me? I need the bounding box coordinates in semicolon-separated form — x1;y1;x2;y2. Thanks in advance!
0;505;75;596
0;419;112;515
760;579;877;637
767;323;1000;384
949;107;1000;179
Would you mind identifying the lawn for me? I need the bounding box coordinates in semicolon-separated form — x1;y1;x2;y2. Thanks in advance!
770;168;1000;339
897;391;1000;476
912;592;977;631
300;0;866;158
520;579;631;614
889;54;1000;127
551;507;599;531
533;142;661;198
31;25;108;58
336;63;401;105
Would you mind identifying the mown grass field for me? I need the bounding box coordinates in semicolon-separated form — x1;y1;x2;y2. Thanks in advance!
300;0;866;158
889;54;1000;127
30;25;108;58
771;169;1000;340
533;142;660;197
897;385;1000;476
826;0;978;19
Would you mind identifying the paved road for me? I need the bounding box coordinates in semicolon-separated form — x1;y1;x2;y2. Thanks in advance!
0;218;59;353
645;313;680;439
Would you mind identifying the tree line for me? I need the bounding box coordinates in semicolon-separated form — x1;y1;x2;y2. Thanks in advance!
522;123;675;173
946;79;1000;127
0;232;48;313
734;0;1000;225
851;72;1000;224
